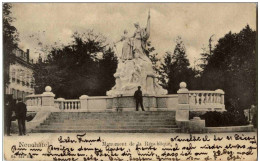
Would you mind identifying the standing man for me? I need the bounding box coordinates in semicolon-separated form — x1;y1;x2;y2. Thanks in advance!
4;95;13;136
15;98;27;136
134;86;145;111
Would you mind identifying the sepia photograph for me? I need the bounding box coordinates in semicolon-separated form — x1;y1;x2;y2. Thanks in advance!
3;2;257;161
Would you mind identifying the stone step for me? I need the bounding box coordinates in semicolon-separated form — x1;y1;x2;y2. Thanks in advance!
42;121;176;126
46;117;175;122
50;111;176;114
48;113;175;117
33;111;179;133
50;113;172;116
46;116;176;120
42;122;176;126
48;114;175;118
38;124;177;129
49;112;176;117
48;115;174;118
32;128;181;133
43;119;175;124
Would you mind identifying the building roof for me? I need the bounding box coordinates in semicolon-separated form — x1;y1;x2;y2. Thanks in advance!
10;48;34;70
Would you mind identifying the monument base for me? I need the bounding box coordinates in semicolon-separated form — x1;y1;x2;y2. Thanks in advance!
111;95;157;111
105;95;178;111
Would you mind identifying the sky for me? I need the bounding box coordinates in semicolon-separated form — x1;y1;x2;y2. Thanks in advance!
11;3;256;66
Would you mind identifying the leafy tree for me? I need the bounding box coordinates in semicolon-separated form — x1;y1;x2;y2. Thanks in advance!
97;48;118;95
34;30;117;98
199;35;215;71
146;41;161;74
3;3;19;90
201;25;257;111
160;37;195;93
158;51;172;89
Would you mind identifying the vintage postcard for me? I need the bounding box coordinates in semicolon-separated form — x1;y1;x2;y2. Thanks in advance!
3;2;257;161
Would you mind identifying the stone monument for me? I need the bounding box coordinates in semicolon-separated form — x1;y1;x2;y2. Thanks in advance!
107;10;167;96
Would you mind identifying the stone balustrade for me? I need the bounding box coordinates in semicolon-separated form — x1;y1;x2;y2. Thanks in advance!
177;82;225;111
189;89;225;111
26;94;42;107
26;84;225;114
25;86;56;112
176;82;226;132
55;99;81;110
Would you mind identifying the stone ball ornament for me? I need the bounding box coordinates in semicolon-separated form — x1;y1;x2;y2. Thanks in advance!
215;89;225;94
45;86;52;92
177;82;188;93
180;82;187;88
80;95;89;99
42;86;55;97
57;98;65;101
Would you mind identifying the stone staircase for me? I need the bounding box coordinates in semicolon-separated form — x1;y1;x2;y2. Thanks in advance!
32;111;180;133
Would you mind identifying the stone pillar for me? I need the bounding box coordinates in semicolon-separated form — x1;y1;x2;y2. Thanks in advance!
244;109;250;122
79;95;89;111
176;82;189;121
215;89;225;109
41;86;56;111
221;93;225;105
56;98;65;110
189;117;205;133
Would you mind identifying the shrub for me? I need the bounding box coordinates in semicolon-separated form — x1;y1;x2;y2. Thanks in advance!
198;111;249;127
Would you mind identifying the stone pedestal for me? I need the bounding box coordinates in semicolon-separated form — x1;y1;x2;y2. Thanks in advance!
176;82;190;121
56;97;65;110
175;82;208;133
41;86;57;112
189;117;205;133
176;106;189;121
79;95;88;111
112;95;157;111
176;82;190;132
41;96;54;106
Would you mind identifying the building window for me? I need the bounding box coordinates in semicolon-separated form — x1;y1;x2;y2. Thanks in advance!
13;89;17;100
11;69;16;80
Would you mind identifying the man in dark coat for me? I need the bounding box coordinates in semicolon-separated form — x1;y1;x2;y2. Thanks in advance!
15;98;27;136
134;86;145;111
4;95;13;136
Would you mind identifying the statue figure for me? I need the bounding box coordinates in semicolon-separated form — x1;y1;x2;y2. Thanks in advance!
118;30;133;61
107;10;167;96
132;13;150;62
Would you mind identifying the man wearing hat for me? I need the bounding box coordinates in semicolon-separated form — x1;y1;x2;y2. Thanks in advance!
134;86;145;111
15;98;27;136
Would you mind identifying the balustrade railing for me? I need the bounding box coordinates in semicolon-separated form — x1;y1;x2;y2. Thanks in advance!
26;94;42;107
25;84;225;113
189;90;225;110
54;99;81;110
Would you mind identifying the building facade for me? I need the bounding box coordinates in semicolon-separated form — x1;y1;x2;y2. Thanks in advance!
5;48;35;101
